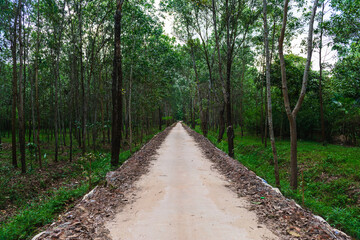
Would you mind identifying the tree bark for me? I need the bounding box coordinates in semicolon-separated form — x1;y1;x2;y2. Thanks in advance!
18;0;26;173
111;0;125;166
129;65;133;153
217;104;225;142
158;107;162;131
79;0;86;154
319;2;325;143
11;3;19;169
279;0;318;189
212;0;226;144
263;0;280;188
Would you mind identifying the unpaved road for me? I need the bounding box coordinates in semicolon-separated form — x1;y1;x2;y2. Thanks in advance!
105;123;278;240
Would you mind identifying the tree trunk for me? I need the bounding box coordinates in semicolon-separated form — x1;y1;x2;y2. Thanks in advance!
111;0;124;166
212;0;226;144
279;0;318;190
129;65;133;153
191;98;195;129
11;4;19;168
158;107;162;131
319;2;325;143
79;0;86;154
263;0;280;188
69;116;73;162
18;0;26;173
217;104;225;142
264;89;268;147
224;0;235;158
261;77;264;144
54;61;59;162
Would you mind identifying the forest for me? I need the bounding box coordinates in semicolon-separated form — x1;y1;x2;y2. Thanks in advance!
0;0;359;239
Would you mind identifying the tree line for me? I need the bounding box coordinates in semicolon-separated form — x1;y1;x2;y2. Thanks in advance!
162;0;359;190
0;0;179;173
0;0;359;191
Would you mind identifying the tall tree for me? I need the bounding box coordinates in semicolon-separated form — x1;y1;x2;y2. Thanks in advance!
263;0;280;188
18;0;26;173
111;0;125;166
35;0;41;167
11;1;19;169
318;1;325;143
278;0;318;189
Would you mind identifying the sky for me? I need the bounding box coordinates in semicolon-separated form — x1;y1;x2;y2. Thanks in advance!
154;0;174;37
154;0;337;71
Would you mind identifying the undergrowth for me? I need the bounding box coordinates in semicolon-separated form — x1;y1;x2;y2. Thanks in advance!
0;128;162;240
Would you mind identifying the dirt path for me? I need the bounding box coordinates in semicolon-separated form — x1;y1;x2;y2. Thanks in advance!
105;123;278;240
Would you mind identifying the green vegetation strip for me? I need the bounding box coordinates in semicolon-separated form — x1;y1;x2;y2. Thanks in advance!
0;132;159;240
194;127;360;239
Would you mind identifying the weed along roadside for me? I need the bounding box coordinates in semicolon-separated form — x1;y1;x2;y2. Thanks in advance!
188;124;360;239
0;126;169;240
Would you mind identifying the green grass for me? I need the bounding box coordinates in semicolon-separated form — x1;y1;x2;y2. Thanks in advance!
0;127;163;240
194;126;360;239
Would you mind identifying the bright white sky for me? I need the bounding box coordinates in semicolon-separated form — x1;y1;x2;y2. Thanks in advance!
154;0;174;37
154;0;337;71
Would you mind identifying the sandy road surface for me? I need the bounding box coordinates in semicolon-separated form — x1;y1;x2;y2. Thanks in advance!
105;123;278;240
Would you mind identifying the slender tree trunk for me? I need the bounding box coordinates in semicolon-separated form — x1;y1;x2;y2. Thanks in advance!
240;58;245;137
263;0;280;188
18;0;26;173
261;77;264;144
11;4;19;168
319;2;325;143
191;97;195;129
69;115;73;162
279;0;318;189
100;69;105;143
106;101;110;143
158;107;162;131
129;65;133;153
111;0;125;166
54;60;59;162
224;1;235;158
264;89;268;147
217;104;225;142
31;65;36;147
79;0;86;154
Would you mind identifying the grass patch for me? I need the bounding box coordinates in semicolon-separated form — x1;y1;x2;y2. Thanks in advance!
0;127;163;240
194;126;360;239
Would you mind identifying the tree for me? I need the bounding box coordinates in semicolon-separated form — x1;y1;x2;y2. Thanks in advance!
111;0;126;166
11;1;19;169
278;0;318;189
18;0;26;173
263;0;280;188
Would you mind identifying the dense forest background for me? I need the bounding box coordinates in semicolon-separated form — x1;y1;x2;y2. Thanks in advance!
0;0;359;239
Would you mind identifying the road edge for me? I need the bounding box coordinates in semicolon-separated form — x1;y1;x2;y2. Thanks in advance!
32;123;176;240
181;123;351;240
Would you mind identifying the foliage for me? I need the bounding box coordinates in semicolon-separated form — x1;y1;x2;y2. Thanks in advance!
0;128;161;240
